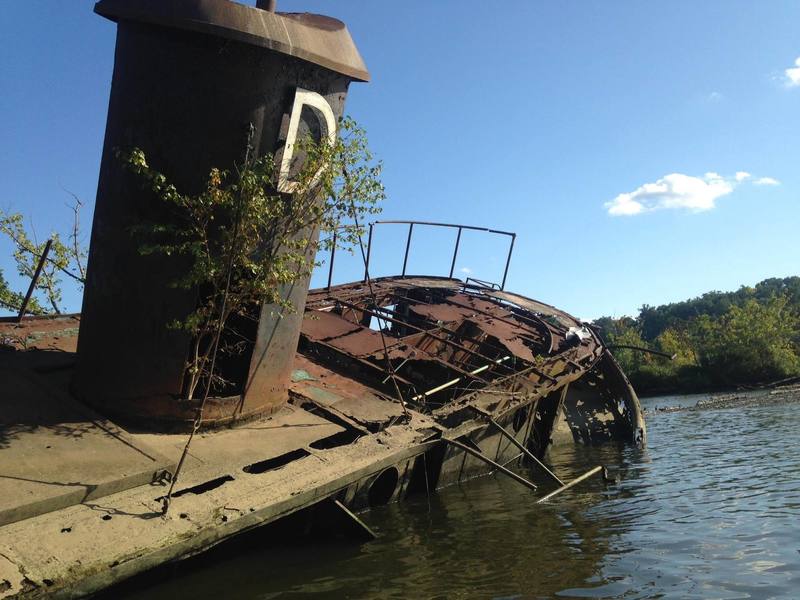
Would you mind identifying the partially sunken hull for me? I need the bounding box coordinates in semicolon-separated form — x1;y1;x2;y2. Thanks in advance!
0;276;644;598
295;276;646;509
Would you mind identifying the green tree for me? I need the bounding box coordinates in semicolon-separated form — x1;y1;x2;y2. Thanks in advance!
0;199;86;315
120;117;383;401
693;295;800;385
0;267;30;314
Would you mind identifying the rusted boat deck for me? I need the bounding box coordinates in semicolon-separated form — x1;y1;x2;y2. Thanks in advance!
0;277;644;598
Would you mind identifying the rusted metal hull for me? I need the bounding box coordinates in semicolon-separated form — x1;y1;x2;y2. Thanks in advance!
0;276;645;597
289;275;646;513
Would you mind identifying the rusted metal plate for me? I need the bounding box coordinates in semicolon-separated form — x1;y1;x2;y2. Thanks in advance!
289;355;404;430
407;302;469;323
0;314;80;353
299;277;603;419
302;310;364;342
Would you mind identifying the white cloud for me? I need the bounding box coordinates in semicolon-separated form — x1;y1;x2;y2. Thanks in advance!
754;176;780;186
605;172;734;216
605;171;781;216
460;267;472;274
785;56;800;87
707;91;724;102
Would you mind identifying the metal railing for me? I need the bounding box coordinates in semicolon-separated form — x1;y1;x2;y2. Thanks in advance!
325;220;516;291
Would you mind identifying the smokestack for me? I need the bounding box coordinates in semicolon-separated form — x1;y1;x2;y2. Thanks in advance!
73;0;369;431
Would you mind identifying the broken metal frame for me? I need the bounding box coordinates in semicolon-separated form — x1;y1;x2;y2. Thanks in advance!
331;297;520;374
324;221;516;291
365;300;527;369
445;438;538;492
394;291;551;349
485;416;565;486
303;278;621;459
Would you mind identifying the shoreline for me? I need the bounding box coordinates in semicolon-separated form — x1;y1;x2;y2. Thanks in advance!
643;384;800;414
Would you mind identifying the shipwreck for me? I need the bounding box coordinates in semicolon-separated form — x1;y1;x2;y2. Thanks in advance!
0;1;645;597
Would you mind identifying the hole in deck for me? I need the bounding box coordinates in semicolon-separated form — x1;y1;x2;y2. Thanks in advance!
309;429;362;450
159;475;235;501
368;467;399;506
367;305;396;331
242;449;310;474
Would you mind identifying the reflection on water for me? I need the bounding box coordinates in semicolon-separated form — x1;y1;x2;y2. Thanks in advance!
120;394;800;599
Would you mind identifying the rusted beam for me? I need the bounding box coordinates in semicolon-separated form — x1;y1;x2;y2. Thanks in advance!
486;417;564;486
17;239;53;323
326;229;337;291
412;356;511;402
400;350;492;386
445;438;537;492
403;294;552;365
333;298;516;372
420;293;546;342
363;223;373;283
379;298;524;360
535;465;604;503
331;499;377;541
401;223;413;277
300;337;416;390
448;227;462;279
501;234;515;290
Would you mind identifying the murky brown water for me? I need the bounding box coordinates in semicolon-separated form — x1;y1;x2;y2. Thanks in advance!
118;393;800;599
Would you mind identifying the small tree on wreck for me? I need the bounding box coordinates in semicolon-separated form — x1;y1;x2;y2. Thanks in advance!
118;118;383;512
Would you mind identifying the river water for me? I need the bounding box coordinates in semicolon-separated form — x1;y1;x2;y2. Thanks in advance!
119;393;800;599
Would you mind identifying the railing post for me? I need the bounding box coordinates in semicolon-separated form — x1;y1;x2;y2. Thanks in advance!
327;229;337;292
449;226;462;279
364;223;373;282
401;222;414;277
501;234;515;290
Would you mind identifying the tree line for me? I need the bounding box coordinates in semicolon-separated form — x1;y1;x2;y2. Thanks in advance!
594;277;800;395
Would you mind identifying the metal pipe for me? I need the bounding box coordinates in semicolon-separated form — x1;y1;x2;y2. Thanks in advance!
412;356;511;402
364;223;373;282
535;465;603;503
501;234;515;290
449;227;462;278
401;223;414;277
487;418;564;485
326;229;337;292
17;239;53;323
445;438;537;492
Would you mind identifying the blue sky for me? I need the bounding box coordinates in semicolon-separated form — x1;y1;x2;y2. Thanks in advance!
1;1;798;320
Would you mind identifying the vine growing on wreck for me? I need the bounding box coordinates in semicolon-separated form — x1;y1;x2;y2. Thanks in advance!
118;117;384;403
